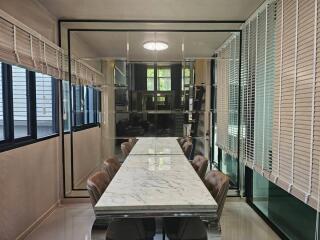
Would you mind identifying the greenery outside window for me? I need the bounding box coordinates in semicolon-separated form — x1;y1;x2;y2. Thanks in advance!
157;67;171;91
147;68;154;91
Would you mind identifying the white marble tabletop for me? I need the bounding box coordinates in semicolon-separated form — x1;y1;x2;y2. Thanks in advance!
95;149;217;218
130;137;185;155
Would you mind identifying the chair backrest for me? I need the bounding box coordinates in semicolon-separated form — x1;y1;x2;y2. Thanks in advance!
128;138;138;146
87;171;111;207
179;137;187;146
191;155;208;180
182;141;193;159
121;142;131;157
102;161;118;179
105;156;121;171
204;170;230;221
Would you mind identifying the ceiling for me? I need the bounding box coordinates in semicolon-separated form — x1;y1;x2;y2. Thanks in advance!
38;0;264;21
71;31;234;61
37;0;263;61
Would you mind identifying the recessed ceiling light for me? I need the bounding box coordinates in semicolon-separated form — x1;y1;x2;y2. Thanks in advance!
143;41;168;51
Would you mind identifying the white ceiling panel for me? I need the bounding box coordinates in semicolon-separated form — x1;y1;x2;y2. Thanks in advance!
38;0;264;21
72;31;233;61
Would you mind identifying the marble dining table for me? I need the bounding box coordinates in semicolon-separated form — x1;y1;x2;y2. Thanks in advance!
92;137;218;238
129;137;186;155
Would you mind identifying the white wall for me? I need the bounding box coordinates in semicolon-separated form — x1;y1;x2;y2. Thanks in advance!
0;138;60;240
0;1;107;238
0;0;58;43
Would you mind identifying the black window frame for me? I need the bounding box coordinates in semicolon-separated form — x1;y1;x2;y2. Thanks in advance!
72;84;101;132
0;62;60;152
35;72;59;139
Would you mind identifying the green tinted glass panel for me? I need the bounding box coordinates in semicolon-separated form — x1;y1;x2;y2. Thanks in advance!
253;171;318;240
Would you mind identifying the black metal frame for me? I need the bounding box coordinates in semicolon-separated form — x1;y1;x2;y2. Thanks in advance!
0;63;60;153
58;19;244;193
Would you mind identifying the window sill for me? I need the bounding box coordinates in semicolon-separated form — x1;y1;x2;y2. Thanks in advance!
0;133;59;153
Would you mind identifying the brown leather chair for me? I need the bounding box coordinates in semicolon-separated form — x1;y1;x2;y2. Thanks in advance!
87;171;111;207
87;172;155;240
204;170;230;222
104;156;121;172
182;141;193;159
102;161;118;179
179;137;190;146
164;170;229;239
128;138;138;146
191;155;208;180
121;142;132;157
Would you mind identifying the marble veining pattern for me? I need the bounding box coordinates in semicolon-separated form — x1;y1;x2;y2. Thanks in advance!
95;139;217;214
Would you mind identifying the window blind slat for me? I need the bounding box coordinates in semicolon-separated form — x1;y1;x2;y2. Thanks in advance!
0;10;103;85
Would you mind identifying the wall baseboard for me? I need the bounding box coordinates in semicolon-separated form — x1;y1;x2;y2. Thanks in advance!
16;202;58;240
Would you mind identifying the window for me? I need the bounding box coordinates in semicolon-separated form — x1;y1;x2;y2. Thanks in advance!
88;87;95;124
0;62;60;150
12;65;29;139
83;86;88;124
182;67;191;90
97;90;102;123
35;72;56;138
157;68;171;91
72;85;100;130
147;68;154;91
62;80;71;132
0;63;3;140
147;66;171;91
74;85;83;126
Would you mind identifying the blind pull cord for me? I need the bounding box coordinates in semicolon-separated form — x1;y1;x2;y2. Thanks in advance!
13;26;20;63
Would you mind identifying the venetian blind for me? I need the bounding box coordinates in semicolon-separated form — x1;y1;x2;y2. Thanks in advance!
241;1;277;173
270;0;319;209
0;9;103;86
216;34;240;157
242;0;319;210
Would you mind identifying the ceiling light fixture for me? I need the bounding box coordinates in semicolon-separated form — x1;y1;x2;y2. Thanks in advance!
143;41;168;51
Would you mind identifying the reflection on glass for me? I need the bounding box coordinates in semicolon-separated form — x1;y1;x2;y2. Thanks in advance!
83;86;88;124
147;67;154;91
0;62;3;140
88;87;94;123
12;65;29;138
62;80;70;131
148;156;171;171
157;67;171;91
221;151;238;188
74;85;83;126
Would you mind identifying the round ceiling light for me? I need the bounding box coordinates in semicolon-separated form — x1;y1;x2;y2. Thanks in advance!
143;41;168;51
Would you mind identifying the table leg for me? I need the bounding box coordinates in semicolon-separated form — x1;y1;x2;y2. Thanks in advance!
162;218;166;240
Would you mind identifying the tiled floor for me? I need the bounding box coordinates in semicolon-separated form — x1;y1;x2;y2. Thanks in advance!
24;199;280;240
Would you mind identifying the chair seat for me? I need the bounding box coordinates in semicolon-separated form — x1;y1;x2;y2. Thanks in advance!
164;217;207;240
106;218;155;240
